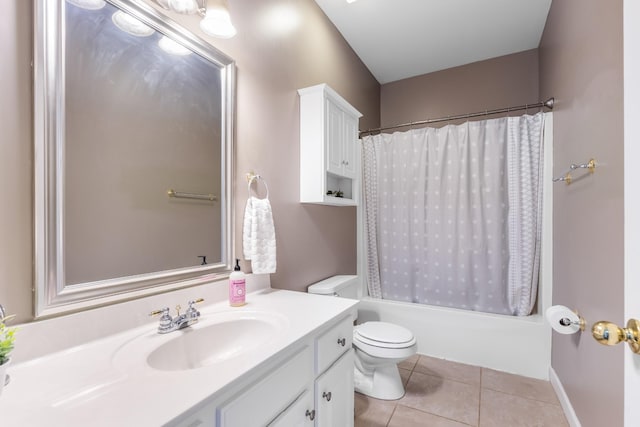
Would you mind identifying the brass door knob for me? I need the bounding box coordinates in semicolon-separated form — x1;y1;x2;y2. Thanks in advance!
591;319;640;353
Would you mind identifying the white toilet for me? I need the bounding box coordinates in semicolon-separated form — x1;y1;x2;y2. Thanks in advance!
308;275;417;400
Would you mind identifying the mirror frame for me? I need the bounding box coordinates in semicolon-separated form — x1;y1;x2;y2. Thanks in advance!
34;0;236;318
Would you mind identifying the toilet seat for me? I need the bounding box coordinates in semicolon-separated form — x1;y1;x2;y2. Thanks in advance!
355;322;415;347
354;321;416;352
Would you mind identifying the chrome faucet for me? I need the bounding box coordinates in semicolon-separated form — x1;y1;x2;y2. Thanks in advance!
150;298;204;334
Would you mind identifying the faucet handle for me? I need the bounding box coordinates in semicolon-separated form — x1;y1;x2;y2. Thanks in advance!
186;298;204;318
150;307;170;317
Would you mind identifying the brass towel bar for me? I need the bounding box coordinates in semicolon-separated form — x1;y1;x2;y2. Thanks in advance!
167;189;217;201
553;158;596;185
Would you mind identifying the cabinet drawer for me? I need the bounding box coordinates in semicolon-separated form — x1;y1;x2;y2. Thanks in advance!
315;315;353;374
218;345;313;427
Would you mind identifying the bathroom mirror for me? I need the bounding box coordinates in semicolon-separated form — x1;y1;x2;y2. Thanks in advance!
34;0;235;317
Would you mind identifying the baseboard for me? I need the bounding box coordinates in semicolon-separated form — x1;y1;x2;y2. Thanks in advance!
549;366;581;427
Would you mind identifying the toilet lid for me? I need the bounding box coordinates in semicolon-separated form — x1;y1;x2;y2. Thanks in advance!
355;322;415;345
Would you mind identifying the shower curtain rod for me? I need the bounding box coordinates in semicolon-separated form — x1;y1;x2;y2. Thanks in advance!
359;97;555;137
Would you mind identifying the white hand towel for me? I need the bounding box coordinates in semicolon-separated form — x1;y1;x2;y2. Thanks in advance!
243;196;276;274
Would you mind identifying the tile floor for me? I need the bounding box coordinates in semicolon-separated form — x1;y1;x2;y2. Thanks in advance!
354;354;569;427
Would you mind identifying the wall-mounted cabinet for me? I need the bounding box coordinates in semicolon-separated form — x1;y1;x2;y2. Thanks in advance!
298;84;362;206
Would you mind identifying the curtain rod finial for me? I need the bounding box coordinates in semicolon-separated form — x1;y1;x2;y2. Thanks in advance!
544;98;555;110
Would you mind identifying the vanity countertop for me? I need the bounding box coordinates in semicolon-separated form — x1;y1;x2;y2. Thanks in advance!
0;288;358;426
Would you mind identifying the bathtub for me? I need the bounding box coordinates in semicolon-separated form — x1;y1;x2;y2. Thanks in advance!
356;296;551;380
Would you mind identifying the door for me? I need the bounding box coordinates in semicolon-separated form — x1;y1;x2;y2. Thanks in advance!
624;1;640;425
342;113;358;179
315;349;354;427
326;98;344;176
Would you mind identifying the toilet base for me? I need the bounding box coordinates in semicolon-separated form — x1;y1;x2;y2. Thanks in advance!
353;364;405;400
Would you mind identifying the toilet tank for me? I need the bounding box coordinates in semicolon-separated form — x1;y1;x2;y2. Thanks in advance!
307;275;359;299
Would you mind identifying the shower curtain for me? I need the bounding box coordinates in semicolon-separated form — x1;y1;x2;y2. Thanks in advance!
362;112;545;316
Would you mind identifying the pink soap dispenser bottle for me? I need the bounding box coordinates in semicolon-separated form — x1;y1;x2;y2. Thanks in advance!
229;259;246;307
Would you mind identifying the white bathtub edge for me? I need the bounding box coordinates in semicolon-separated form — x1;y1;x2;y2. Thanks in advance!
358;297;552;379
549;366;582;427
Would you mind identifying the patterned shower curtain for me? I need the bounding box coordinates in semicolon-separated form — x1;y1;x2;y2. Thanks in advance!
362;112;545;316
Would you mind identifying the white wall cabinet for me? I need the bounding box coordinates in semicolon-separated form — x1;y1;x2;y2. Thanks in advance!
299;84;362;206
171;313;355;427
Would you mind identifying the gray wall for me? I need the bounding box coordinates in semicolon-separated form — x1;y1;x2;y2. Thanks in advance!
539;1;624;426
380;49;539;128
0;0;380;323
0;0;33;323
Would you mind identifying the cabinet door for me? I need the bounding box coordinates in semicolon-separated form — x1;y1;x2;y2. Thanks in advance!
218;346;313;427
341;114;358;179
315;349;355;427
326;98;345;176
269;389;315;427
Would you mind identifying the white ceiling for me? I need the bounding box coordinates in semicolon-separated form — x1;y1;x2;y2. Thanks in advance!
313;0;552;84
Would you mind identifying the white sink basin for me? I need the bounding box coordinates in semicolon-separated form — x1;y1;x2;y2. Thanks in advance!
113;310;289;372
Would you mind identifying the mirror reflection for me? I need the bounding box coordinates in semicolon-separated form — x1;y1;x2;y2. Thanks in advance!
34;0;235;316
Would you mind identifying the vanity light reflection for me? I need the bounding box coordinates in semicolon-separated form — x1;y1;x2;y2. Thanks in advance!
158;36;192;55
112;10;155;37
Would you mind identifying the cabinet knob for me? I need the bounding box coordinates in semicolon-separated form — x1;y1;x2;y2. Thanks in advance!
322;391;332;402
337;337;346;347
305;409;315;420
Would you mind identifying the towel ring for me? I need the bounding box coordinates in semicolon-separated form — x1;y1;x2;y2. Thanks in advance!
247;173;269;199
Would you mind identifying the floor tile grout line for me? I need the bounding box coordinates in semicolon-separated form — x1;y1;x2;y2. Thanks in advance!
478;382;484;425
480;386;563;407
393;403;477;427
411;370;483;390
385;402;399;427
410;369;482;387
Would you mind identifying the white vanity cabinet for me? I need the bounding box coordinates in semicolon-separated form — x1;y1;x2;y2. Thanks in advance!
299;83;362;206
173;313;355;427
1;287;359;427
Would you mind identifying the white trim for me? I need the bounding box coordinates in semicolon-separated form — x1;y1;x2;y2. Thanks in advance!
549;367;582;427
624;2;640;426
